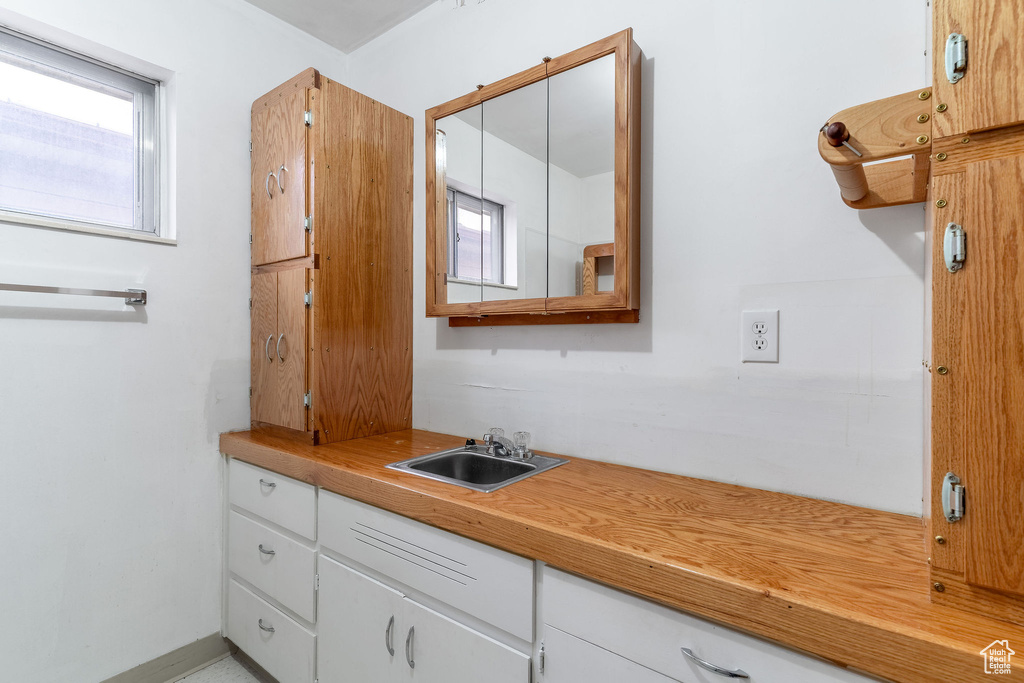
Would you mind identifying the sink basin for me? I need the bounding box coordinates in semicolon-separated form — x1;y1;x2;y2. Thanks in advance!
387;444;568;492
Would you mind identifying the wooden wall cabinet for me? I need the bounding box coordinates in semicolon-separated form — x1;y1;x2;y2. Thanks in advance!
928;0;1024;626
425;29;641;326
250;69;413;444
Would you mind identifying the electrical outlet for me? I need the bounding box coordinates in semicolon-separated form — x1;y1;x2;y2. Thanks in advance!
741;310;779;363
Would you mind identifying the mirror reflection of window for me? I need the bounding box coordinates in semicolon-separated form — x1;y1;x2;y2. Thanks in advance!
447;188;504;284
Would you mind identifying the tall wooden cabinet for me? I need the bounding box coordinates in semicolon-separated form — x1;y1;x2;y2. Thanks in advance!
928;0;1024;625
250;69;413;445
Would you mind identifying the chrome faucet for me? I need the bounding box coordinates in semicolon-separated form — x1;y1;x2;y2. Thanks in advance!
483;432;515;458
483;428;532;460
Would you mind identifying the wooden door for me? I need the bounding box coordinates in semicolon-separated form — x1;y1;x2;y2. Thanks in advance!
931;151;1024;608
317;556;402;683
251;272;278;425
960;155;1024;595
396;597;530;683
252;88;309;266
932;0;1024;138
275;268;307;432
543;626;675;683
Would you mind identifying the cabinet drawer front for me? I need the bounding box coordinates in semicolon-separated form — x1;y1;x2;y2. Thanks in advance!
543;626;675;683
318;491;534;642
543;568;877;683
229;459;315;541
226;580;315;683
228;511;316;622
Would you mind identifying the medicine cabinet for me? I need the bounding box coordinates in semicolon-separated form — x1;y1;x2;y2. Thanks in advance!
425;29;641;326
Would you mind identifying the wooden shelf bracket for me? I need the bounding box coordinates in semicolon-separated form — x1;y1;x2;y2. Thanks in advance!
818;88;934;209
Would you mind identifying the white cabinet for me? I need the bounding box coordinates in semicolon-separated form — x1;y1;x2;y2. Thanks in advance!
542;567;880;683
318;555;530;683
227;580;315;683
543;625;676;683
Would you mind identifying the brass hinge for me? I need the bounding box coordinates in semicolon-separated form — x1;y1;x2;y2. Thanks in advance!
304;109;313;127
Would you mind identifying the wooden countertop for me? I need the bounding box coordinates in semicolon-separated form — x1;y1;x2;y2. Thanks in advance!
220;428;1024;683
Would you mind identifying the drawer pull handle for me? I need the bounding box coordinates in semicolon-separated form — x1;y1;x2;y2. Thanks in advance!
405;626;415;669
385;615;395;656
264;335;274;363
258;479;276;489
258;618;275;634
680;648;749;679
258;544;275;556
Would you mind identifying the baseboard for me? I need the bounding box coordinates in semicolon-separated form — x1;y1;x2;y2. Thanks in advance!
100;632;232;683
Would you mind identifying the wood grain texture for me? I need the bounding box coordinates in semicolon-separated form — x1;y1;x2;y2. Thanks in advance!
932;0;1024;138
424;30;640;323
251;254;318;275
276;267;307;432
250;272;277;426
448;310;639;327
220;429;1024;683
312;77;412;444
931;124;1024;176
933;568;1024;627
582;255;596;295
928;172;967;575
839;155;930;209
251;88;309;266
251;68;319;115
961;155;1024;595
818;89;934;167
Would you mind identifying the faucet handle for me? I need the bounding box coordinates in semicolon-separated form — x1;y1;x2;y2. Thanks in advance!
487;427;505;438
512;431;532;460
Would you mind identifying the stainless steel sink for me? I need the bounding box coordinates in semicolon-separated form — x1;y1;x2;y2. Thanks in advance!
387;444;568;492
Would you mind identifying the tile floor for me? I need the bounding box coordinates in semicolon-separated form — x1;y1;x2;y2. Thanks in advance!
176;655;267;683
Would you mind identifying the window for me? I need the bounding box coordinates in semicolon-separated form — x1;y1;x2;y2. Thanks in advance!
447;187;504;284
0;28;160;236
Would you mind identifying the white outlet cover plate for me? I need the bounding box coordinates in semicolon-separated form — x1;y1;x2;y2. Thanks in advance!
741;309;779;363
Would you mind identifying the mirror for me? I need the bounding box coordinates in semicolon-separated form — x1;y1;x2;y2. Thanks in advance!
548;54;616;298
436;105;483;304
426;29;640;324
481;79;548;302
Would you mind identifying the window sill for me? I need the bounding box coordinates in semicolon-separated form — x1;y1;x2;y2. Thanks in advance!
448;277;518;291
0;212;176;246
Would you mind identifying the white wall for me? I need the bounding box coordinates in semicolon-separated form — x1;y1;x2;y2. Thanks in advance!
0;1;345;681
345;0;929;515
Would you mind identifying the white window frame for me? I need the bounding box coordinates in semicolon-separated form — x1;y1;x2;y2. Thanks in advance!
0;26;169;243
446;183;512;286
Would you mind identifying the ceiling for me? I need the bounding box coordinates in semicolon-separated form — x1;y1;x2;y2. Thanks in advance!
242;0;437;53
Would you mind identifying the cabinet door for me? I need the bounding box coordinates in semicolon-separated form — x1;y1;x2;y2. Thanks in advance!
318;555;403;683
543;626;675;683
932;155;1024;596
275;268;307;431
251;272;279;424
397;597;530;683
252;88;309;265
932;0;1024;137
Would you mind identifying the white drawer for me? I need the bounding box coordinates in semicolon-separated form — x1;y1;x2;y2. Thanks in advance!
228;510;316;622
318;491;534;642
227;580;315;683
229;459;315;541
542;568;879;683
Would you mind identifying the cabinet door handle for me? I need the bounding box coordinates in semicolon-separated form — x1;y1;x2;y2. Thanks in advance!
404;626;415;669
680;648;749;679
277;165;288;193
265;171;276;199
276;333;286;362
258;544;275;556
258;478;276;489
258;618;275;634
385;615;395;656
265;335;274;362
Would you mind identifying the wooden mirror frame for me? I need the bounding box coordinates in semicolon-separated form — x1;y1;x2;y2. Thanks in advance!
425;28;641;326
